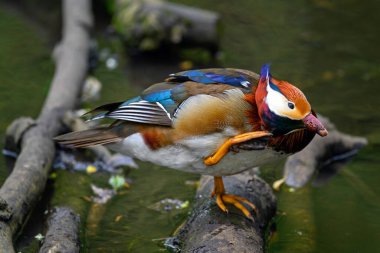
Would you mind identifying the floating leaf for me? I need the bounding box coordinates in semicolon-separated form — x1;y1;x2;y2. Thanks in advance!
180;200;189;209
114;215;123;222
49;172;57;179
109;175;126;191
91;184;116;204
35;233;44;242
272;177;285;191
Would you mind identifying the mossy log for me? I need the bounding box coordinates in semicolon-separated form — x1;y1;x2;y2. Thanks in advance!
39;207;80;253
174;171;276;253
0;0;92;252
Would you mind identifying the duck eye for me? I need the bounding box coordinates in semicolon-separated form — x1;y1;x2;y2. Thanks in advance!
288;102;295;110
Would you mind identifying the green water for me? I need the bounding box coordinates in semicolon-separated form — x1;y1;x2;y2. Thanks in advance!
0;5;53;183
1;1;380;252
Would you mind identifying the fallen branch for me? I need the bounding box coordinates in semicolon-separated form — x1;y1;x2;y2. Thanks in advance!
39;207;80;253
173;170;276;253
284;115;367;187
0;0;92;252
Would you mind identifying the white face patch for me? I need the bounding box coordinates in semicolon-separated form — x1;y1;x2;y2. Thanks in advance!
265;79;300;120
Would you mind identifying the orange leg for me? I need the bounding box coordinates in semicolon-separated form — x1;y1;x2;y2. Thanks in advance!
212;176;257;220
204;131;271;166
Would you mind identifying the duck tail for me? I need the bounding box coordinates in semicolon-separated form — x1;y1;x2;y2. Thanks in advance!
54;127;123;148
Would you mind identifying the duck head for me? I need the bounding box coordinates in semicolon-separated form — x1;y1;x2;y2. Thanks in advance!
255;64;328;137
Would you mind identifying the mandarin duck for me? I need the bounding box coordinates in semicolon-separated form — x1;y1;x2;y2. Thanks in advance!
55;64;328;220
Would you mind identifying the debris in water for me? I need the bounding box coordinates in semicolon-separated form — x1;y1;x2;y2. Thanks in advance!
149;198;190;213
82;196;92;203
108;175;126;191
2;149;18;159
86;165;97;174
35;233;44;242
164;237;181;253
53;148;138;173
114;215;123;222
91;184;116;204
180;200;189;209
82;76;102;102
106;55;118;70
49;172;57;179
107;153;139;169
272;177;285;191
184;180;199;188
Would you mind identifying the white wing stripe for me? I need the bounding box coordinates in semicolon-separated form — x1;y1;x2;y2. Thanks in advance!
106;100;173;126
119;100;156;108
115;106;164;113
108;115;171;125
109;112;167;119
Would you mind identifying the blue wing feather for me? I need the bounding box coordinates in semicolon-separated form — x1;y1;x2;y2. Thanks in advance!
120;96;142;107
86;68;259;126
142;90;172;103
169;69;252;88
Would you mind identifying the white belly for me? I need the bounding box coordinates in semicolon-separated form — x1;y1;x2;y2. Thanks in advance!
107;133;288;176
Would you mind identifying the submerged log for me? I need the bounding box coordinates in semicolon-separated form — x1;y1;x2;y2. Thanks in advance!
284;115;368;187
39;207;80;253
173;170;276;253
0;0;92;252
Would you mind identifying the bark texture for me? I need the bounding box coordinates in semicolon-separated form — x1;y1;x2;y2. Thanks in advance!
174;170;276;253
39;207;80;253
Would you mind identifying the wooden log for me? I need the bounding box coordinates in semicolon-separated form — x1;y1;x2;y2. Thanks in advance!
39;207;80;253
160;2;221;46
114;0;221;52
284;115;368;187
173;170;276;253
0;0;92;252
